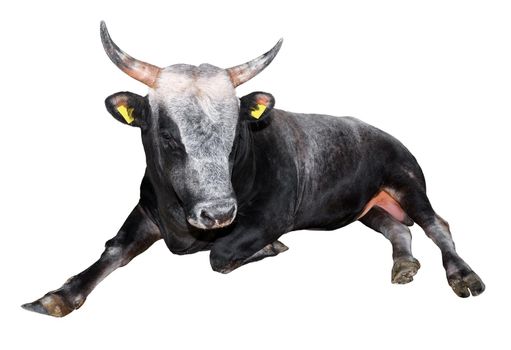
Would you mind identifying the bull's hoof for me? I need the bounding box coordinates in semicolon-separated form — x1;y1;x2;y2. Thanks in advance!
448;270;485;297
210;240;289;274
268;240;289;254
242;240;289;265
391;257;421;284
22;291;85;317
212;260;243;274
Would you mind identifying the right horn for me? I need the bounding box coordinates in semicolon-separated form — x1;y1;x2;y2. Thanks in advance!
226;38;283;87
100;21;161;88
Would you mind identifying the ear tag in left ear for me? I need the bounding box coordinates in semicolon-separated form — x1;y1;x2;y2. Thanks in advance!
117;105;135;124
251;104;267;119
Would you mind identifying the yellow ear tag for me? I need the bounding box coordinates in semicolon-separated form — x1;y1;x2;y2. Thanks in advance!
117;105;135;124
250;104;267;119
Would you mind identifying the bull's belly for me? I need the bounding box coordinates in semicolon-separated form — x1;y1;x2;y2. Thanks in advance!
292;187;408;231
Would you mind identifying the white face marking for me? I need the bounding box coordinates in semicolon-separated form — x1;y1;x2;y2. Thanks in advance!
146;64;239;206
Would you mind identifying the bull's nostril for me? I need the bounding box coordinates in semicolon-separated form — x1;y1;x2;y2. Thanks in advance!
200;209;215;224
227;205;236;218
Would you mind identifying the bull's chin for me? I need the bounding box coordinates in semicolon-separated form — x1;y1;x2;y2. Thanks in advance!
186;217;235;230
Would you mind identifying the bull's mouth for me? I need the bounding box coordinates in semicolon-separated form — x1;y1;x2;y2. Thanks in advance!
187;215;236;230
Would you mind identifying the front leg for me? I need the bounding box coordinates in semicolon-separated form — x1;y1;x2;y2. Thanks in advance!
22;204;161;317
210;224;288;274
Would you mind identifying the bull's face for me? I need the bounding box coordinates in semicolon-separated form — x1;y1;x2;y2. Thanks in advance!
101;22;281;230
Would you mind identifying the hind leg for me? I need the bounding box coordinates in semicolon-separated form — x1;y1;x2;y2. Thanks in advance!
360;207;420;284
395;186;485;297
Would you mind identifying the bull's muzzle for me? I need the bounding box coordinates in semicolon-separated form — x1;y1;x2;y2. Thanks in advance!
188;199;237;230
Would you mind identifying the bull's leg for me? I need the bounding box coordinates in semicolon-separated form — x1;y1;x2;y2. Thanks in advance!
210;225;288;274
397;187;485;297
22;204;161;317
359;206;421;284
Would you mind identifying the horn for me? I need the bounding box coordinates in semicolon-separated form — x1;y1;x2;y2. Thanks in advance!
100;21;161;88
227;38;283;87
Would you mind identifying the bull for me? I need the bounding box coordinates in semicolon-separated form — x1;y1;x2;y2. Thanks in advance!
22;22;485;317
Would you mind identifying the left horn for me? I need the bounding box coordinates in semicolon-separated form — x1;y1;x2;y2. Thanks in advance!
227;38;283;87
100;21;161;88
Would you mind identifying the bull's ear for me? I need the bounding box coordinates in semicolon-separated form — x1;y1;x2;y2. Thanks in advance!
105;91;148;127
239;91;275;128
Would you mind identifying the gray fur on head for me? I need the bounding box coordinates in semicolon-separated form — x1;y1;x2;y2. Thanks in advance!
148;64;239;208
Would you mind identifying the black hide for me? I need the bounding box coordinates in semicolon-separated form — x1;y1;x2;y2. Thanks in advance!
129;92;425;271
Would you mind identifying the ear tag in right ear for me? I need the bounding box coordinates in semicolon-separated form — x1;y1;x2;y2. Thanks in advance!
117;105;135;124
251;104;267;119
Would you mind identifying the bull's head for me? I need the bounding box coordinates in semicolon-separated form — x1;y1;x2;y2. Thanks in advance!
101;22;281;230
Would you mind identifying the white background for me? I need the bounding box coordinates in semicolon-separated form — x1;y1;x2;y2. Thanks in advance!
1;0;510;349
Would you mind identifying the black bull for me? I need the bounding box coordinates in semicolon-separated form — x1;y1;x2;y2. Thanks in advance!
23;28;485;318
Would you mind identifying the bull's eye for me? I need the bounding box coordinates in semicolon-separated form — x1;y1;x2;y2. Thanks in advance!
160;131;180;150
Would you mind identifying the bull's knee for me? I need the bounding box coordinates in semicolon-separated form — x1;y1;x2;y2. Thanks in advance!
103;241;129;267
